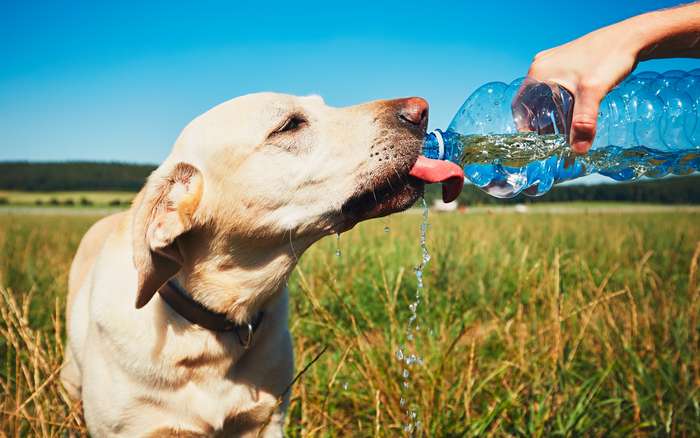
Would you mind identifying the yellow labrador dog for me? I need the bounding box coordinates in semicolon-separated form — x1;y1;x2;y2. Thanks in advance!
60;92;461;437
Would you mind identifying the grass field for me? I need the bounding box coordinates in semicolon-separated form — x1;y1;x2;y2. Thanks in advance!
1;206;699;436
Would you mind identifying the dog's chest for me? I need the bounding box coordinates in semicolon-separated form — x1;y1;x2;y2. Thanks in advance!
97;324;272;431
135;368;278;436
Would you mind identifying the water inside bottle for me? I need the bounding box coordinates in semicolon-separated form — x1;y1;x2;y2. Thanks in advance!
458;133;568;167
453;132;700;198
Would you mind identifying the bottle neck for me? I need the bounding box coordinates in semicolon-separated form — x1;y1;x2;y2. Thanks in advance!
423;129;462;163
422;129;446;160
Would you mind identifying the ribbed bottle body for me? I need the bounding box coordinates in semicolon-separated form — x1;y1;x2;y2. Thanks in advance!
423;69;700;198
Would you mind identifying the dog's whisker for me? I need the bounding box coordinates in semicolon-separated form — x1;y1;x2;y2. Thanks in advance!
287;228;299;262
389;162;404;184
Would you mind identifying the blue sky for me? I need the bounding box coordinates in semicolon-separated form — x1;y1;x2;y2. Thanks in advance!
1;0;698;163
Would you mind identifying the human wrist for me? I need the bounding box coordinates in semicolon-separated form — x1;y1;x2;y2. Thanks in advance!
632;4;700;61
620;10;665;62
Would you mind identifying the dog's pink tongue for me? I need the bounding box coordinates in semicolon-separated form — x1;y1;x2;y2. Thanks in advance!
409;156;464;203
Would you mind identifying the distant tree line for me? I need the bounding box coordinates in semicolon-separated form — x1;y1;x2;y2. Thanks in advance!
28;197;126;207
425;174;700;205
0;161;156;191
0;161;698;204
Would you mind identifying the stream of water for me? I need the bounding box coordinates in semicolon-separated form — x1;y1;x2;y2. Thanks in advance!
396;197;430;435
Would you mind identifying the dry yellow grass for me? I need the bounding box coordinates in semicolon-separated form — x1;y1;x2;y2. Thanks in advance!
0;288;86;436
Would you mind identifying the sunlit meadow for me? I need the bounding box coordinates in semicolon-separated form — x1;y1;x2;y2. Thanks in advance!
1;206;699;436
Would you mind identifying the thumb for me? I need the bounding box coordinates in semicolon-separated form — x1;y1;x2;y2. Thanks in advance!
570;85;604;154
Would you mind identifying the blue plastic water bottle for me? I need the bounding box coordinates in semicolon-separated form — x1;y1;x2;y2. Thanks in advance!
422;69;700;198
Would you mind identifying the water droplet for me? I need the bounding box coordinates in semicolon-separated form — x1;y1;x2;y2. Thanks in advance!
398;198;431;434
384;226;390;233
335;233;341;257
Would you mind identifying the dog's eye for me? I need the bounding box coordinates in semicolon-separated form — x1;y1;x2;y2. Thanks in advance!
275;115;307;134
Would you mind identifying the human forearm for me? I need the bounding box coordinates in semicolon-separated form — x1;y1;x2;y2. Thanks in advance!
631;2;700;60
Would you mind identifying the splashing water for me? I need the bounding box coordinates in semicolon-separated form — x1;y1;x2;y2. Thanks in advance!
456;132;700;173
396;197;430;436
445;131;700;198
457;132;568;167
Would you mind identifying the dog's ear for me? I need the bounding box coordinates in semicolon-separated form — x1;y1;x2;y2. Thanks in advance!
132;162;203;309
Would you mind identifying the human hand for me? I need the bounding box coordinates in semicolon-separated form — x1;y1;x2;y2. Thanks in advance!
526;24;640;153
523;3;700;154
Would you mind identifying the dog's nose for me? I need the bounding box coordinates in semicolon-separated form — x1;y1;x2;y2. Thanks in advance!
398;97;429;129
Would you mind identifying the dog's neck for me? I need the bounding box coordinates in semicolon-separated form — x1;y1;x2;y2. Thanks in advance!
174;228;312;323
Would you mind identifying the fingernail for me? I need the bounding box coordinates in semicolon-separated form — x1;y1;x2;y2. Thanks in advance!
571;141;590;154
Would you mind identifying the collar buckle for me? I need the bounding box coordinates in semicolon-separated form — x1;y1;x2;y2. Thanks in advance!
236;323;255;349
158;280;264;349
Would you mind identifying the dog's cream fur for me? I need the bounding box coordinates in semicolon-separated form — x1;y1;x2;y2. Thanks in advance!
61;93;426;437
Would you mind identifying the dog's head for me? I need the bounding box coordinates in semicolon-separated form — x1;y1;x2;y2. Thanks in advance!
131;93;430;308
